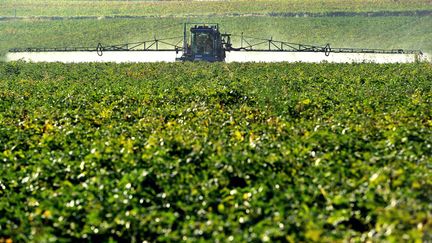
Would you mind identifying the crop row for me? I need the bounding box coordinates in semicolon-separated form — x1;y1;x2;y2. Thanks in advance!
0;62;431;241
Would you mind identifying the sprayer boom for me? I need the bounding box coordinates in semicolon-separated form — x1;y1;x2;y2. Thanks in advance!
8;23;423;62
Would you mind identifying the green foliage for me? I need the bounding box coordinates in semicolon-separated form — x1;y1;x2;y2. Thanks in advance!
1;0;431;17
0;62;431;241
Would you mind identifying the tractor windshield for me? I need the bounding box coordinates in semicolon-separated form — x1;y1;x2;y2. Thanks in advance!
192;32;214;55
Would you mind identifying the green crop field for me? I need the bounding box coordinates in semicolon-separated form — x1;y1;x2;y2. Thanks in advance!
1;16;432;59
1;0;432;242
1;0;431;58
1;0;431;17
1;62;431;241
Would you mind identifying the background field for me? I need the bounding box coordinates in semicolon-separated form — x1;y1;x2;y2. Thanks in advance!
1;0;432;17
0;0;431;59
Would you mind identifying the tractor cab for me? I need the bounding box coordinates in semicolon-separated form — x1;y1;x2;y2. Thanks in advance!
178;24;226;62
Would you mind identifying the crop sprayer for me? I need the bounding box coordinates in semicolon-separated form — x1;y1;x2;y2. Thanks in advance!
8;23;424;63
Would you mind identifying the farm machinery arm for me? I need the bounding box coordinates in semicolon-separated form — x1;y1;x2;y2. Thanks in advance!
223;33;422;56
8;23;423;62
9;36;184;56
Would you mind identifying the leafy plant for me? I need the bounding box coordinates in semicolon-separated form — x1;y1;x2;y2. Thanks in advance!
0;62;431;242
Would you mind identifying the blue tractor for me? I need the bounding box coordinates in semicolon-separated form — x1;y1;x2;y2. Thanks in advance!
177;23;231;62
